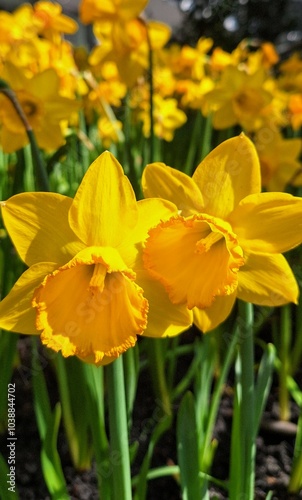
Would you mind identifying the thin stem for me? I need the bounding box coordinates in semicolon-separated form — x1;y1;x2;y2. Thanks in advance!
146;26;155;164
238;300;255;499
183;111;203;175
199;323;240;468
106;356;132;500
145;338;172;416
200;113;213;161
278;304;291;421
291;299;302;374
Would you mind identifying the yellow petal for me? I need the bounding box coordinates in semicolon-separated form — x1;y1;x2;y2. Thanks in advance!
147;21;171;50
237;252;299;306
118;197;177;268
211;101;237;130
193;292;237;333
142;162;204;216
0;193;84;267
192;134;261;218
65;245;136;278
33;248;148;365
0;262;57;334
144;214;244;309
229;192;302;253
136;269;193;337
69;152;138;247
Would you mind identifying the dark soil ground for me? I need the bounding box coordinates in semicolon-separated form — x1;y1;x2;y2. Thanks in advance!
1;336;302;500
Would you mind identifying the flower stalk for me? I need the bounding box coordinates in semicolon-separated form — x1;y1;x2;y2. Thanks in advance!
106;355;132;500
279;304;291;421
238;300;256;499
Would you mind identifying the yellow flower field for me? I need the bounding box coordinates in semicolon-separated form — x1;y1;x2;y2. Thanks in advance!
0;1;302;499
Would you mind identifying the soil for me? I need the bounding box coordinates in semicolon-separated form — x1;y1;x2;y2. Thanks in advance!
1;335;302;500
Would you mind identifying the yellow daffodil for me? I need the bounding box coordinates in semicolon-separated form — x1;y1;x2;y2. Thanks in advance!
89;19;170;88
0;153;192;365
254;126;302;191
139;94;187;141
288;93;302;131
89;18;148;87
247;42;279;72
79;0;148;24
97;115;123;147
33;1;78;41
178;77;215;114
279;52;302;75
142;134;302;332
0;62;80;153
205;67;273;131
88;62;127;110
208;47;236;73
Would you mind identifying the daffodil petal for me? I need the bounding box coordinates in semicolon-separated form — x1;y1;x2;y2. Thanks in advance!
144;215;244;309
192;134;261;218
68;245;135;277
136;269;193;337
193;292;237;333
118;197;177;268
230;192;302;253
0;193;84;267
237;252;299;306
211;101;237;129
147;21;171;50
0;262;57;334
33;251;148;366
142;162;204;216
69;151;138;247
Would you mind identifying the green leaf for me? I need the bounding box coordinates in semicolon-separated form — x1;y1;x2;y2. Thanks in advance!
289;412;302;492
123;343;139;429
133;414;172;500
177;391;202;499
31;340;68;499
254;343;276;437
40;403;69;499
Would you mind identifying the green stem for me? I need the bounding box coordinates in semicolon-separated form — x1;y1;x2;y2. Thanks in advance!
27;129;49;191
199;323;240;469
200;113;213;161
147;27;155;164
238;300;255;499
279;304;291;421
183;111;203;175
145;338;172;416
54;354;80;467
288;412;302;492
106;356;132;500
291;299;302;375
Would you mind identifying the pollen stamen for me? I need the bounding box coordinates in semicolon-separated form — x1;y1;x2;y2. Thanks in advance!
196;231;224;253
89;263;107;292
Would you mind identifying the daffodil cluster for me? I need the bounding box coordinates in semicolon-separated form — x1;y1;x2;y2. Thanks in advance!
1;134;302;365
0;2;83;152
0;0;301;192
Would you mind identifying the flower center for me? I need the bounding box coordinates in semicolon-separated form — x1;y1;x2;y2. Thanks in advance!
22;100;38;118
89;263;107;291
234;89;264;115
196;230;224;253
